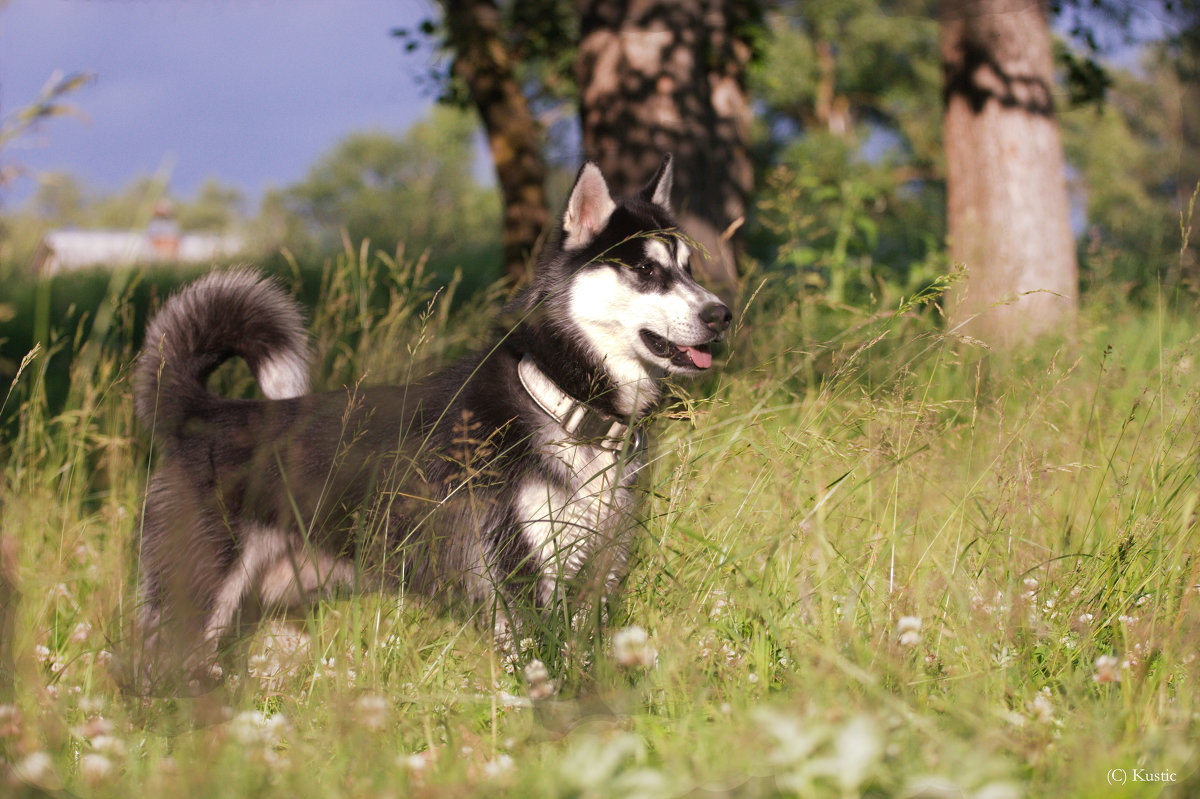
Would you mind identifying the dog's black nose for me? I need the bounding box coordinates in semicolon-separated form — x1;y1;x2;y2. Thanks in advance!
700;302;732;333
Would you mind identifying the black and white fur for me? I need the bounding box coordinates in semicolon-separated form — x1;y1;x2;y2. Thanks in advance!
132;156;730;679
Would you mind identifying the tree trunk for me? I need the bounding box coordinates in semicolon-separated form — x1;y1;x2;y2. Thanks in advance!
576;0;755;293
441;0;549;285
941;0;1078;346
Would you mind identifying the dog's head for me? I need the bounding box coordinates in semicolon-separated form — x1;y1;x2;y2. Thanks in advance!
531;155;732;415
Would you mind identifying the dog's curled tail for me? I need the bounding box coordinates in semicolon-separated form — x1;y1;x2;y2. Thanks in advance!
134;268;311;439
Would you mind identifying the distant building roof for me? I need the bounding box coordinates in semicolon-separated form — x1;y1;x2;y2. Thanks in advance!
33;228;245;275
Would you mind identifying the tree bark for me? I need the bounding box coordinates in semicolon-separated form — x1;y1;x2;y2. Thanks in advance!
576;0;755;293
941;0;1078;346
441;0;550;285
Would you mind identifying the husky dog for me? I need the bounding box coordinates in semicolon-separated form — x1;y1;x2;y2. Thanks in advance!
132;155;730;679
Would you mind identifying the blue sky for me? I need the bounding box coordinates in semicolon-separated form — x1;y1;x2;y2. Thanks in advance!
0;0;440;208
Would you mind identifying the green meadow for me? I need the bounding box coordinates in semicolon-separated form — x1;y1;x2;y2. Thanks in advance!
1;249;1198;798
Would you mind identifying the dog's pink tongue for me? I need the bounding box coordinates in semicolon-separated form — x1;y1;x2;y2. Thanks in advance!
679;345;712;369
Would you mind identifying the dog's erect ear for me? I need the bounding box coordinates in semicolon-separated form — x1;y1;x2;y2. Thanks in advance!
562;162;616;251
639;154;674;212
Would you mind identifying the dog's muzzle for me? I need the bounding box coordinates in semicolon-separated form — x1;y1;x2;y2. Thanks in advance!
639;300;732;371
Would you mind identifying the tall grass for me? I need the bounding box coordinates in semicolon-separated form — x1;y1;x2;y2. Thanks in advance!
1;245;1198;798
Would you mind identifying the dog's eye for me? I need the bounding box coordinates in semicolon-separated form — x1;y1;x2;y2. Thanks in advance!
631;260;655;276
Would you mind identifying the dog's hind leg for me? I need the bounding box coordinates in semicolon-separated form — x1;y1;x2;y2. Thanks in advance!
204;523;290;647
131;489;238;691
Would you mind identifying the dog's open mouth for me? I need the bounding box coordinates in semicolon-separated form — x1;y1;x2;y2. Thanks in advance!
640;330;714;370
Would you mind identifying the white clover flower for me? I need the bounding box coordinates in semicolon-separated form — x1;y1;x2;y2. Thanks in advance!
708;589;731;618
974;781;1022;799
355;693;390;731
483;753;515;779
0;704;20;738
90;734;126;758
1093;654;1121;684
904;776;964;797
754;708;819;767
1030;689;1055;724
613;626;658;669
833;716;883;792
401;750;435;772
12;751;57;788
229;710;289;747
229;710;268;744
497;691;532;709
524;659;549;685
897;616;921;634
897;616;922;647
69;621;93;645
79;753;114;784
524;659;556;700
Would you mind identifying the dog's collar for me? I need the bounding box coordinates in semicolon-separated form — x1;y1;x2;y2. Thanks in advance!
517;355;639;452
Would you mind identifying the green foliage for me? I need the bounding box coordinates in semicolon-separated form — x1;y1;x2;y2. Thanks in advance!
750;1;1196;306
748;1;944;301
393;0;577;107
276;106;501;289
505;0;577;100
25;171;89;224
755;138;947;309
1061;46;1199;299
174;179;247;232
752;0;941;165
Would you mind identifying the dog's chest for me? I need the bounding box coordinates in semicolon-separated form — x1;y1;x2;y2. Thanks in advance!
515;430;642;595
